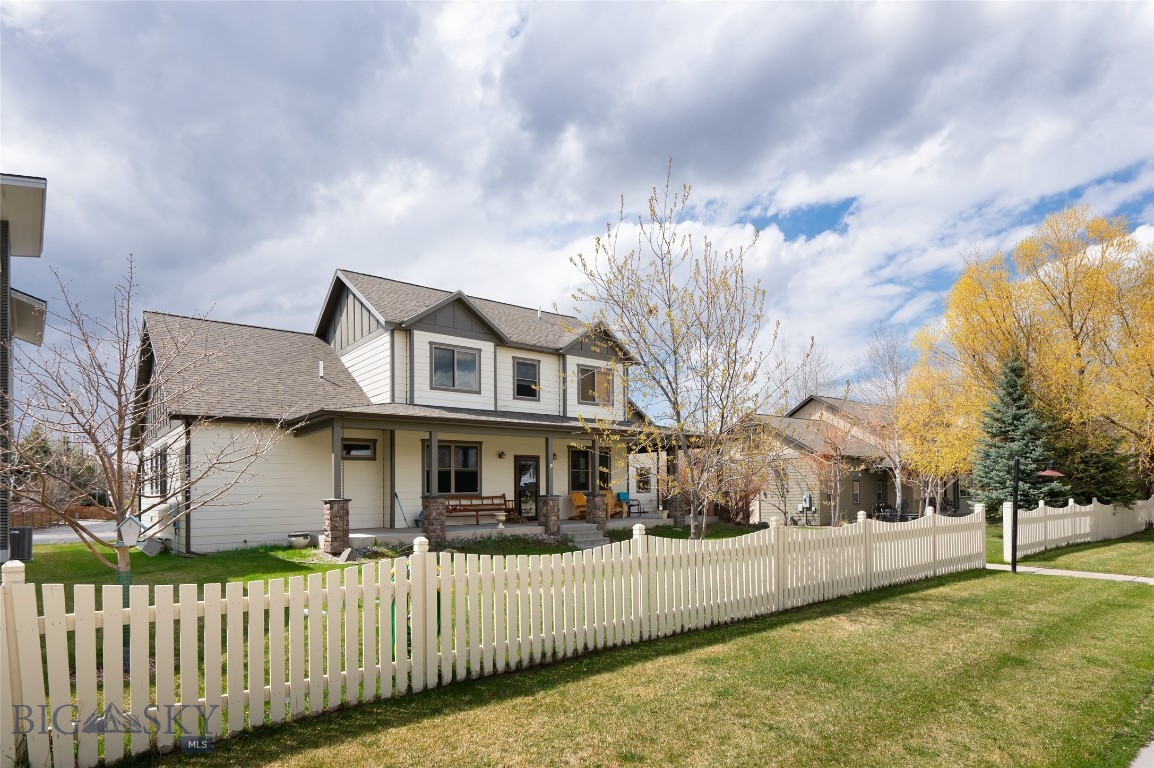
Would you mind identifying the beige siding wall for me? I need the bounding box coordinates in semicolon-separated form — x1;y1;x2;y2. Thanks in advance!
411;329;495;410
340;331;391;403
495;347;562;415
564;354;625;421
185;423;388;552
394;329;409;403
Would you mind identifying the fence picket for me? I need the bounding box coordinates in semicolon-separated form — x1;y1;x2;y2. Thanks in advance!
153;584;176;751
42;584;73;768
248;581;267;726
378;562;394;699
324;570;342;708
480;554;494;675
11;582;49;766
129;584;151;754
288;577;305;717
437;553;452;683
202;582;223;738
492;555;507;673
360;564;377;702
269;579;287;720
225;581;245;733
343;567;360;707
73;585;98;768
454;553;468;682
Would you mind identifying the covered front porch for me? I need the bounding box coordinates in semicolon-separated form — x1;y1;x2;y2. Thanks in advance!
289;404;678;553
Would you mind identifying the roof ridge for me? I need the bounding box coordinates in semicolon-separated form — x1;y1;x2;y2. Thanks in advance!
337;268;578;322
143;310;317;338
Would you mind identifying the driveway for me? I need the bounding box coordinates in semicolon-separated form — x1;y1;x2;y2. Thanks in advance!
29;519;120;544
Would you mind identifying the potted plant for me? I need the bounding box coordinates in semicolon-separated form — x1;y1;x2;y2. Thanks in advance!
288;531;312;549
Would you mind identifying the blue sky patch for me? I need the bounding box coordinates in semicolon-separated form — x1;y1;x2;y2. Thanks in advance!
743;198;857;241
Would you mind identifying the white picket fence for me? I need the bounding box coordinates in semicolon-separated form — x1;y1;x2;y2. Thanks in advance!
1002;497;1153;562
1;512;985;768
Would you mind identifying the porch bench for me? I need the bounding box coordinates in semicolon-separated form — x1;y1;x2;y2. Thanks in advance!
443;494;518;525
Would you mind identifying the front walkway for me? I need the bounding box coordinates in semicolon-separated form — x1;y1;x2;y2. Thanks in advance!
985;563;1154;585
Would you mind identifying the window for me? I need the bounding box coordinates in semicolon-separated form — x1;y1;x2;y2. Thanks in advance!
577;365;613;405
852;480;860;505
431;344;480;392
876;478;885;503
513;358;540;400
569;448;611;492
569;449;591;492
342;439;377;461
636;467;652;494
423;442;481;494
148;448;169;497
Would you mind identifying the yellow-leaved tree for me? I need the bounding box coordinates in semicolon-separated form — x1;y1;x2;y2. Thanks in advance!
903;206;1153;498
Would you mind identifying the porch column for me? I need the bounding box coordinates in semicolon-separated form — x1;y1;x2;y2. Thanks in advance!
331;417;343;499
587;491;607;532
422;430;446;542
544;436;554;496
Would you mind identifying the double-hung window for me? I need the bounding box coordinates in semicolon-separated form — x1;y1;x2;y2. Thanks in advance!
636;467;652;494
149;448;169;497
577;365;613;405
423;442;481;494
569;448;611;492
431;344;480;392
514;358;540;400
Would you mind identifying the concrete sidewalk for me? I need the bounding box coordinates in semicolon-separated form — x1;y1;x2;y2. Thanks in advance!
986;562;1154;585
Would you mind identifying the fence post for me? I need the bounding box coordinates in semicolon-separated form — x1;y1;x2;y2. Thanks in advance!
1;560;27;768
857;511;872;591
1001;501;1012;564
410;537;429;693
633;525;648;640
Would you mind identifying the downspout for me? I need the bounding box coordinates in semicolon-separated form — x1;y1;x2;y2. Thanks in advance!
183;418;192;554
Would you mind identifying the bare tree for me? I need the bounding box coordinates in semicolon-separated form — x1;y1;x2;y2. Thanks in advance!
769;338;841;412
570;165;791;538
3;257;288;578
854;323;913;510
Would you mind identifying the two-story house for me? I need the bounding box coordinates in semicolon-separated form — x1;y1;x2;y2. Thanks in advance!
137;270;646;553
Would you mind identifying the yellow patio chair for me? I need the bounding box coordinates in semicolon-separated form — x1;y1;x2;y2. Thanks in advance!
568;491;588;520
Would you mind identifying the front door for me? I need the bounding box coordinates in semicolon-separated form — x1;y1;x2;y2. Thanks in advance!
514;456;539;521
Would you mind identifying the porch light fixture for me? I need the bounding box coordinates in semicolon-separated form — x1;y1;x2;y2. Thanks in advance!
552;453;558;461
1010;458;1065;573
497;451;506;459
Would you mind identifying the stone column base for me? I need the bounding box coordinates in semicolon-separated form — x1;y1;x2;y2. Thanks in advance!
421;495;447;544
323;498;350;555
587;492;607;532
539;495;561;536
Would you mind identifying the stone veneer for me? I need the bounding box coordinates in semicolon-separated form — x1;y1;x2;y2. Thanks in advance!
586;491;607;532
420;495;447;544
323;498;350;555
538;495;561;536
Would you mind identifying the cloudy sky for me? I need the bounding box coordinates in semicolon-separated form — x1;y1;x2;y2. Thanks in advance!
3;1;1152;378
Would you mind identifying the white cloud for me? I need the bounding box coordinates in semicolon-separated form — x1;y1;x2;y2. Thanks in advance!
1;1;1150;397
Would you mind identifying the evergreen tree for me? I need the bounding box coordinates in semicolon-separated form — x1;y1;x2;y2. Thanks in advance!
1045;424;1143;506
972;358;1068;510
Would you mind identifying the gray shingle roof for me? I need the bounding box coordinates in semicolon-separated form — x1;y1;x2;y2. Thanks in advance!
758;414;886;460
143;312;370;421
339;270;582;349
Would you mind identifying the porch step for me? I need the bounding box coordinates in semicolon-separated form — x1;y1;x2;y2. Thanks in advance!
561;522;611;550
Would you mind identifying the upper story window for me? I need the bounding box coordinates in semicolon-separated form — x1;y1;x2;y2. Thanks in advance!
514;358;540;400
431;344;480;393
577;365;613;405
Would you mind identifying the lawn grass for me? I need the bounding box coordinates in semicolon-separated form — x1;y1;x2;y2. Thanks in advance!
117;569;1154;768
987;514;1006;564
1020;527;1154;577
606;521;756;542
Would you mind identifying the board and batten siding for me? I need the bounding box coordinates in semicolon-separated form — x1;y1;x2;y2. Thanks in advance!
565;354;625;421
495;347;562;415
394;329;409;404
340;331;391;404
184;424;386;552
411;330;495;410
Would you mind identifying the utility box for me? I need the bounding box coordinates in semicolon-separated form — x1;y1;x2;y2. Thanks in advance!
9;527;33;561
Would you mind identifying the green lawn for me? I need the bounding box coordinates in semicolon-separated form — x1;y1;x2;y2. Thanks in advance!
21;535;577;596
118;569;1154;768
987;515;1006;564
606;521;756;543
1020;527;1154;578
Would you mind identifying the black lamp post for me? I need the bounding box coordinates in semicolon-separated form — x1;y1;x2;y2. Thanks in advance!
1011;459;1065;573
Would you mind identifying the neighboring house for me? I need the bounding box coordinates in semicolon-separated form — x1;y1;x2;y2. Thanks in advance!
1;173;49;563
137;270;648;552
753;395;968;525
